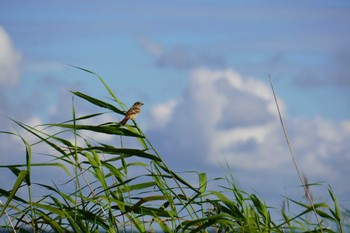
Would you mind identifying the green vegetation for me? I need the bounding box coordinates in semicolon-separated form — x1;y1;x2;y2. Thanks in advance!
0;68;348;232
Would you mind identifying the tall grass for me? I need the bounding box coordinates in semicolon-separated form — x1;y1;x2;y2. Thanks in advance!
0;68;348;232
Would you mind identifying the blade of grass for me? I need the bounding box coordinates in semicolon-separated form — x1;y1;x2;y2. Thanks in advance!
0;170;28;218
328;187;344;232
48;123;144;137
81;145;161;162
198;172;207;194
1;163;71;177
71;91;124;115
20;137;32;186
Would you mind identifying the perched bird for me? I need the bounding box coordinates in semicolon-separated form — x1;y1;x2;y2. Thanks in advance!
120;101;144;125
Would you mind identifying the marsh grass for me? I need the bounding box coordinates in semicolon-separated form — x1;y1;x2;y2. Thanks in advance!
0;68;348;232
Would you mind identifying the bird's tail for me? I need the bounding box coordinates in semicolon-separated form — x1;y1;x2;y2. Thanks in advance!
119;117;129;125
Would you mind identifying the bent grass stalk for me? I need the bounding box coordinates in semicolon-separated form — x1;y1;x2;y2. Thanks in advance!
0;197;16;232
269;74;324;233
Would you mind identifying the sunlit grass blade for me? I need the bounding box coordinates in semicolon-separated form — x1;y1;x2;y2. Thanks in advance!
250;194;270;223
210;191;241;217
0;170;28;218
328;188;341;221
119;181;157;193
82;145;161;162
100;161;125;183
19;136;32;186
179;213;235;232
38;212;66;233
71;91;124;115
152;216;172;233
48;123;144;137
0;163;71;177
198;172;207;194
328;187;344;232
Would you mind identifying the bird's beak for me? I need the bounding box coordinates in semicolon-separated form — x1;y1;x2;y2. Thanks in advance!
141;103;144;105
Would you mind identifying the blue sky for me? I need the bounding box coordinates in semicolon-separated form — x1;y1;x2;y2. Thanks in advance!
1;0;350;215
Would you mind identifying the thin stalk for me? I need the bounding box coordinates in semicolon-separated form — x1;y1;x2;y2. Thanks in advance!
72;95;81;221
0;199;17;233
28;185;36;233
20;135;36;233
268;75;323;233
118;133;132;233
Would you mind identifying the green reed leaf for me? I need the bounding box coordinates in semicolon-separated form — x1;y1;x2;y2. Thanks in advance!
49;123;144;137
0;170;28;218
71;91;124;115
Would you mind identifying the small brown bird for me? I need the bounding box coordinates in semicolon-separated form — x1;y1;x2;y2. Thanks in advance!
120;101;144;125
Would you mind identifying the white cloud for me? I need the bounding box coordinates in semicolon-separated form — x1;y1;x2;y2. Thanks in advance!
146;68;281;166
145;67;350;204
150;99;178;128
0;26;21;86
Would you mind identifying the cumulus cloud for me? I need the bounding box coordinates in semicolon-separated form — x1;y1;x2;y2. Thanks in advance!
147;68;284;168
146;67;350;203
0;26;21;86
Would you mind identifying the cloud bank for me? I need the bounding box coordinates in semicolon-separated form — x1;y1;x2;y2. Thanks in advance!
145;68;350;203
